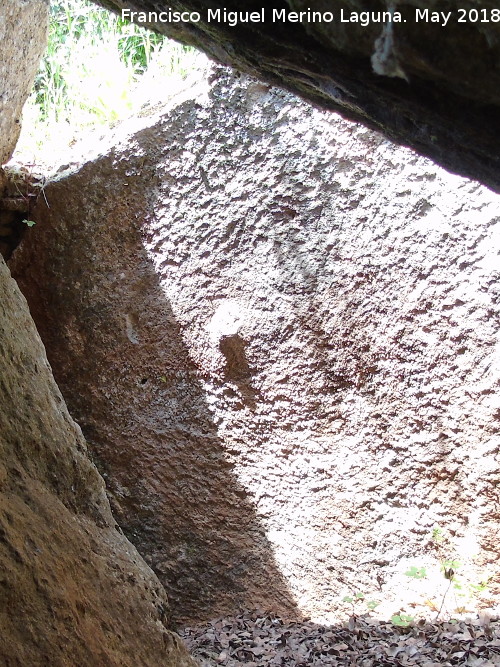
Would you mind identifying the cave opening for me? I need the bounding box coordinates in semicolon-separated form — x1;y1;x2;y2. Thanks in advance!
12;0;209;170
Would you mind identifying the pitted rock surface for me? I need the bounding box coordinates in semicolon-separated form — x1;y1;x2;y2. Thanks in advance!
0;255;195;665
10;68;500;624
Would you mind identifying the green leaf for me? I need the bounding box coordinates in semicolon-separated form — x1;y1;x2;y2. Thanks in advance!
432;527;444;543
405;566;427;579
22;219;36;227
342;596;353;603
391;614;413;627
441;559;461;571
367;600;379;610
355;592;365;599
470;581;488;593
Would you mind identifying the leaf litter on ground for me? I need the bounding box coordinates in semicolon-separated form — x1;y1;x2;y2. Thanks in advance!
180;610;500;666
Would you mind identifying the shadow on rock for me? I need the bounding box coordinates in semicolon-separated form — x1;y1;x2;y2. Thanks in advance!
9;156;298;624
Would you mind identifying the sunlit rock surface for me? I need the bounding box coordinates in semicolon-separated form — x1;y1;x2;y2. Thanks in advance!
0;256;196;665
0;0;48;164
98;0;500;191
11;68;500;624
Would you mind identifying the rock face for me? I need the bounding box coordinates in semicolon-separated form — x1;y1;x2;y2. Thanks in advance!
0;1;196;660
0;0;48;164
0;255;196;664
11;69;500;624
98;0;500;192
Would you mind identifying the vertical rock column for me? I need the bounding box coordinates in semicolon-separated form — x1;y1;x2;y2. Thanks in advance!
0;253;197;665
0;0;48;164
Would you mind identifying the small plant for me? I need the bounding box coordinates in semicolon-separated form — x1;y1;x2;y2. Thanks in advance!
440;559;460;576
469;579;490;595
22;219;36;227
341;592;379;614
434;559;460;619
405;565;427;579
431;527;444;544
391;613;414;628
366;600;379;610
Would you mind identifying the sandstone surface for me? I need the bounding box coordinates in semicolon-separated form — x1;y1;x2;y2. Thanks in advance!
0;255;195;665
11;69;500;624
0;0;48;165
97;0;500;192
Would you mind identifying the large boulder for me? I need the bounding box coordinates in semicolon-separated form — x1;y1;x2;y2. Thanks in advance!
11;69;500;623
98;0;500;192
0;0;48;164
0;254;196;664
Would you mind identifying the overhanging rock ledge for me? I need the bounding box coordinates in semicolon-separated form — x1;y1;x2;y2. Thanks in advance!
97;0;500;192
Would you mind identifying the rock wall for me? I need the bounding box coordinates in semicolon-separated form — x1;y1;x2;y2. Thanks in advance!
0;256;196;664
10;69;500;624
97;0;500;192
0;0;48;164
0;1;196;661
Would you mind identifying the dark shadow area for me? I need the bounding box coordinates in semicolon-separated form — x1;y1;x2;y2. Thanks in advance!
9;155;299;625
0;169;35;261
219;334;260;409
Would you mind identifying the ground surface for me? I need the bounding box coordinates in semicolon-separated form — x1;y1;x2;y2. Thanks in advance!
182;610;500;666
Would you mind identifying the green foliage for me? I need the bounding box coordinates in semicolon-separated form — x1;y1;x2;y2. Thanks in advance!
469;580;489;594
441;559;461;572
22;220;36;227
431;527;444;543
32;0;158;124
391;614;414;627
341;592;379;613
405;566;427;579
366;600;379;610
440;559;460;582
17;0;203;157
441;559;490;600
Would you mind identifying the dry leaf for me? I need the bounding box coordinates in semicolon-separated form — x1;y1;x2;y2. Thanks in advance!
181;610;500;666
